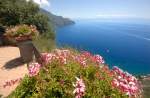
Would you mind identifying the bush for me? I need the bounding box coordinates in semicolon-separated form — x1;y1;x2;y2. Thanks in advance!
33;35;55;52
0;0;39;26
9;49;142;98
0;0;54;37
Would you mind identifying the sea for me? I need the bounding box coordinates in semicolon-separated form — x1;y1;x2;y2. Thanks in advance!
56;19;150;75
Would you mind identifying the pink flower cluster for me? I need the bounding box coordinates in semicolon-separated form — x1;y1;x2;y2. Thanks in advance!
73;77;86;98
75;51;105;67
26;49;142;97
3;78;22;88
54;49;70;65
111;66;142;97
92;54;105;65
41;53;54;64
41;49;70;65
75;55;87;67
28;50;105;78
28;63;41;77
41;50;104;67
28;49;70;77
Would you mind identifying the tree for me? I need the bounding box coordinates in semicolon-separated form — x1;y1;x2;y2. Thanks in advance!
0;0;54;38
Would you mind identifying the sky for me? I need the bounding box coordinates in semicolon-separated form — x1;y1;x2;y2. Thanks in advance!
32;0;150;19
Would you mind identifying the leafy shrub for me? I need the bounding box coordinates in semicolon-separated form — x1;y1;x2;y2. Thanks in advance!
33;35;55;52
9;49;142;98
0;0;55;40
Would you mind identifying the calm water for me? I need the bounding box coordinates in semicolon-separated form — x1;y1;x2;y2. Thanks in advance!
56;19;150;75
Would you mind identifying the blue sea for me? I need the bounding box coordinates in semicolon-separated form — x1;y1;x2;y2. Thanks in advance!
56;19;150;75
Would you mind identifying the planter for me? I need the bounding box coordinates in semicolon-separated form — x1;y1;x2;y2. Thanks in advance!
17;40;34;63
3;24;39;46
17;40;42;64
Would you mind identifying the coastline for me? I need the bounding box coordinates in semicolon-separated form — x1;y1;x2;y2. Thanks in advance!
56;20;150;75
140;75;150;97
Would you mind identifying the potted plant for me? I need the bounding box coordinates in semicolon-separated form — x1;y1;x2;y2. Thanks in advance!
3;24;39;63
4;24;39;43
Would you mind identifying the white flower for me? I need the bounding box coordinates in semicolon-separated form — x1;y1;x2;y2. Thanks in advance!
73;77;86;98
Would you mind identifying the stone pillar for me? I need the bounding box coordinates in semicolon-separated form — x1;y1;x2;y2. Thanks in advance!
17;41;34;63
17;40;42;65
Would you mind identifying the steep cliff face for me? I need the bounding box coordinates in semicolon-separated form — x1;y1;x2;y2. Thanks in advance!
40;9;75;28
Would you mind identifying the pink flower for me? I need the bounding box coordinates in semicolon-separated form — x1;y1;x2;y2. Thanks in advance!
74;55;87;67
54;49;70;58
112;79;119;87
41;53;54;64
92;54;105;64
3;78;22;88
59;55;67;65
28;63;41;77
111;66;142;98
81;51;91;58
52;49;71;65
73;77;86;98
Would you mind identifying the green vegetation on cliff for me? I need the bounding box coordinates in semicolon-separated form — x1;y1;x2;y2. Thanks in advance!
40;9;75;28
0;0;74;46
0;0;54;39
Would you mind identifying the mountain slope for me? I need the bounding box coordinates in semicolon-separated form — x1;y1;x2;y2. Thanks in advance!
40;9;75;28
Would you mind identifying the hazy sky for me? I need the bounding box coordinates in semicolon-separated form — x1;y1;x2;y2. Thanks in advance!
35;0;150;19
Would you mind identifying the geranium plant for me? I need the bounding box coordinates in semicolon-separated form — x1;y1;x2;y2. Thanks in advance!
8;49;142;98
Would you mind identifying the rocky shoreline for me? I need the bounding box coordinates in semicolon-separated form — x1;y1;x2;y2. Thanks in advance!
139;74;150;98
